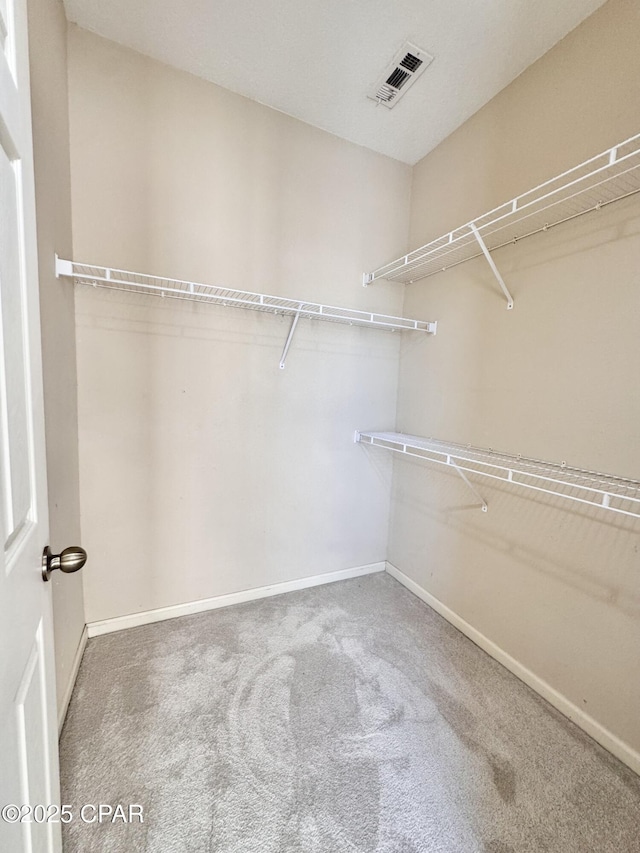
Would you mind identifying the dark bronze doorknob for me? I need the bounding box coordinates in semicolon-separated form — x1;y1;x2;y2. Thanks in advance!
42;545;87;582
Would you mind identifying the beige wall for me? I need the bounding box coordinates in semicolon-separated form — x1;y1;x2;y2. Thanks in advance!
389;0;640;760
67;27;413;623
27;0;84;722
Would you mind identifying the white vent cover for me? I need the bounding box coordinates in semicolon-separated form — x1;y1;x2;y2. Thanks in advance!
368;42;434;109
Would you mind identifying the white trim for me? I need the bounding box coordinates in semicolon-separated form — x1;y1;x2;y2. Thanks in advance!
57;624;88;736
385;562;640;777
87;562;386;638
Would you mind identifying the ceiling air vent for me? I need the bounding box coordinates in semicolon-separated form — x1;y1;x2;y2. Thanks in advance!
368;42;434;109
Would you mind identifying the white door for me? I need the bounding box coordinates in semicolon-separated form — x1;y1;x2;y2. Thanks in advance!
0;0;62;849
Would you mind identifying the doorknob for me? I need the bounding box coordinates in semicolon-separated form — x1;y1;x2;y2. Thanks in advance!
42;545;87;582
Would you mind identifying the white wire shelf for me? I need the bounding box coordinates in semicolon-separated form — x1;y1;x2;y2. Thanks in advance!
364;132;640;289
356;431;640;520
57;259;436;333
56;258;436;369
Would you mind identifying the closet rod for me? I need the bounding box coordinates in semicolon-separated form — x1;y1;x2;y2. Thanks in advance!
356;431;640;519
56;258;437;368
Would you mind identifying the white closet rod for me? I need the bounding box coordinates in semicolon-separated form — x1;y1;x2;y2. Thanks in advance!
356;431;640;520
56;258;437;369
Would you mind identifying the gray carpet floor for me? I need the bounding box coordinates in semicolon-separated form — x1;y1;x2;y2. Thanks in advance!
59;572;640;853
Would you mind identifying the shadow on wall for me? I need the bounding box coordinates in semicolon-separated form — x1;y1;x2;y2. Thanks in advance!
384;454;640;620
486;197;640;283
73;285;404;368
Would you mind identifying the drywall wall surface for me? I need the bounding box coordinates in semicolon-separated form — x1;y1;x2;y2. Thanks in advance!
67;27;412;622
27;0;84;721
388;0;640;757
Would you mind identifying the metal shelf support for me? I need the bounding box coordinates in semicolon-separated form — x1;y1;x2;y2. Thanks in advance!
279;311;300;369
448;456;489;511
469;224;514;310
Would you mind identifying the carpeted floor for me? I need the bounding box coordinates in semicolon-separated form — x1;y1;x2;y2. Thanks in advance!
59;572;640;853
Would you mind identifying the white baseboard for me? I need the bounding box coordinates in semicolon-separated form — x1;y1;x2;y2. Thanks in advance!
57;624;88;736
87;561;386;638
385;562;640;777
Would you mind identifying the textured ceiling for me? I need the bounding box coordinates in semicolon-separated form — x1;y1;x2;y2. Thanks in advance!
62;0;606;165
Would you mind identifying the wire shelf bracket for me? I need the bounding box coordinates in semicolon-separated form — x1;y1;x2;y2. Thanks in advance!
448;457;488;511
363;132;640;296
469;223;513;310
279;311;301;370
355;431;640;520
56;257;437;369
